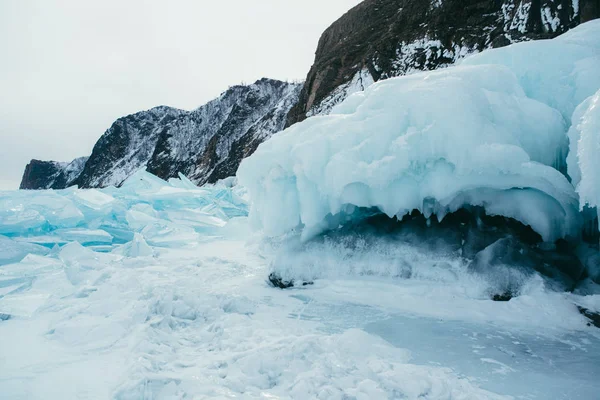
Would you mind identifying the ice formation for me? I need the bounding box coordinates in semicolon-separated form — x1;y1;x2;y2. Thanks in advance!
238;20;600;242
2;181;600;399
568;89;600;224
0;170;248;263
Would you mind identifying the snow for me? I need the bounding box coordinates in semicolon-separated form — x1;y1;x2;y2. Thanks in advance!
2;171;600;399
508;2;531;33
541;6;561;32
148;79;301;185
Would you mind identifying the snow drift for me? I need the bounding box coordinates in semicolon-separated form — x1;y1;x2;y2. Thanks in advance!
238;20;600;243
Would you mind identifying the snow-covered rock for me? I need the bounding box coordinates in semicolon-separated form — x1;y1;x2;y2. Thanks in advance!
287;0;599;125
20;157;88;190
20;79;301;190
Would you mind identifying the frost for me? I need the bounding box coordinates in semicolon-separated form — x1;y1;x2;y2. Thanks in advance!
541;6;561;32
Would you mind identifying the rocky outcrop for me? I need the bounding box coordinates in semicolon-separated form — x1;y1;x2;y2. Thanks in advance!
286;0;600;125
73;106;186;188
20;157;88;190
146;78;300;185
21;79;301;189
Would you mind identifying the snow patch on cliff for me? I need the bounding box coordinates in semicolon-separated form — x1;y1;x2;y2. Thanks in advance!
307;69;374;118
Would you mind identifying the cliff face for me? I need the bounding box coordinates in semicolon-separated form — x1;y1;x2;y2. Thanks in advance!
146;78;301;185
72;106;186;188
286;0;600;125
20;157;88;190
21;79;301;189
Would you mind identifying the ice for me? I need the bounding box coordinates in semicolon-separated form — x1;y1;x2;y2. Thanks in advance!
58;242;113;286
53;228;113;245
0;191;84;236
0;170;248;252
238;64;581;242
238;21;600;243
113;233;153;258
462;20;600;122
567;89;600;231
72;188;115;210
2;176;600;399
0;235;49;265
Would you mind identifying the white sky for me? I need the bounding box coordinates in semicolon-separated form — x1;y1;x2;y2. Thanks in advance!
0;0;361;190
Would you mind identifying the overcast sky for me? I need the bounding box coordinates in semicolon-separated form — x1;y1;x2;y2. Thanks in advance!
0;0;361;190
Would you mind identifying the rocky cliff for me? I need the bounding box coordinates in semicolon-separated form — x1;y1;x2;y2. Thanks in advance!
286;0;600;125
21;79;300;189
20;157;88;190
21;0;599;189
146;78;300;185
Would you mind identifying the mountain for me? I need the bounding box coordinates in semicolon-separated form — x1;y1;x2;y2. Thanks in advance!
145;78;300;185
20;79;301;189
72;106;187;189
20;157;88;190
21;0;599;190
286;0;600;125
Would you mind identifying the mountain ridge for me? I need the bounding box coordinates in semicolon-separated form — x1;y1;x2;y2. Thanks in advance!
20;78;301;189
20;0;599;190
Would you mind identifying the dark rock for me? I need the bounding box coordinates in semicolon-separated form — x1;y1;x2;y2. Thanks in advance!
20;157;88;190
581;0;600;22
0;313;10;321
268;272;313;289
492;293;513;302
577;305;600;328
287;0;599;126
20;160;63;190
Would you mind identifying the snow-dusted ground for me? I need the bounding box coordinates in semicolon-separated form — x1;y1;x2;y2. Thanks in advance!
1;174;600;399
